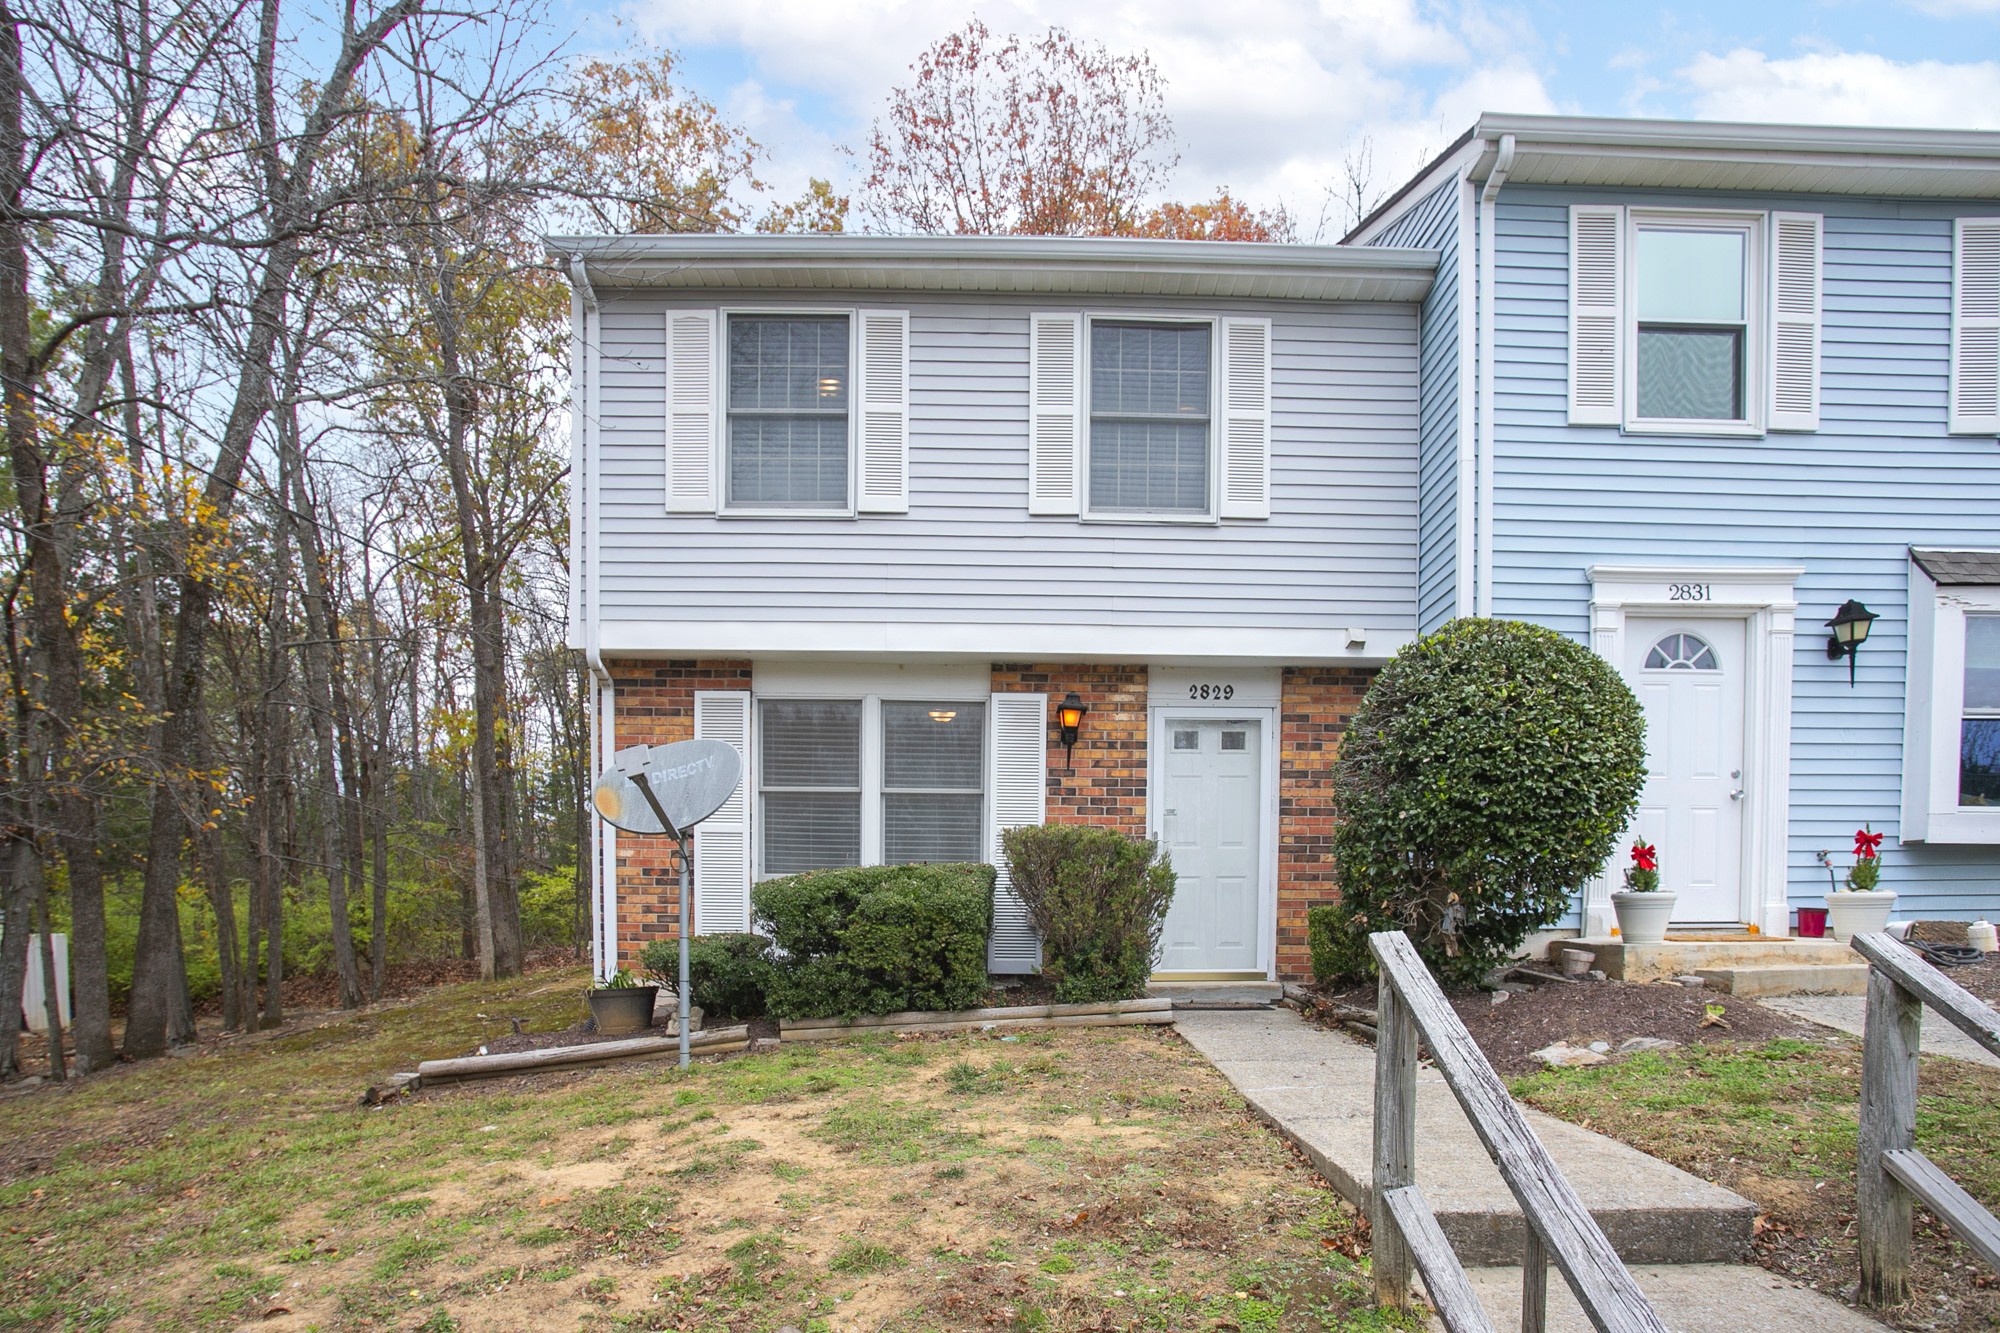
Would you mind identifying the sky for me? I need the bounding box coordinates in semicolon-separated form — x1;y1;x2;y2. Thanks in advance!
551;0;2000;234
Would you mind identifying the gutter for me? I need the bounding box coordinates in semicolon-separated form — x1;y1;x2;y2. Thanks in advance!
1475;134;1515;618
569;254;617;980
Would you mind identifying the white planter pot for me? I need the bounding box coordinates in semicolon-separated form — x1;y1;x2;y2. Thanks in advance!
1612;891;1678;946
1825;890;1897;943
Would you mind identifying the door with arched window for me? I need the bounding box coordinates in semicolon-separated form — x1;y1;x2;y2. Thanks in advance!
1622;618;1749;924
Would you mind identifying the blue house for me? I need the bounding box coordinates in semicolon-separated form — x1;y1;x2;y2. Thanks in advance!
1347;115;2000;939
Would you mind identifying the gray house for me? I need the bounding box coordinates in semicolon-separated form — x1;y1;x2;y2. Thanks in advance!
557;236;1437;981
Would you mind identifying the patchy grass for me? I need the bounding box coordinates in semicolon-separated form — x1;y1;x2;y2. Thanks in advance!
0;968;1408;1332
1512;1037;2000;1332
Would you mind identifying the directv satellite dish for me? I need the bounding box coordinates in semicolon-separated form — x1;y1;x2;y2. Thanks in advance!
591;739;741;838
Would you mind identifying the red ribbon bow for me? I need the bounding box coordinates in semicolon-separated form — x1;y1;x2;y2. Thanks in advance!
1854;828;1884;860
1630;841;1658;871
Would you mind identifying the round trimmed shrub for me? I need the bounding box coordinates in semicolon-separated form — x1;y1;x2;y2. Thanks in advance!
1319;618;1646;987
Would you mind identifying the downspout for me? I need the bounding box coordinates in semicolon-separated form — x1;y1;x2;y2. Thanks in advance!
571;255;615;980
1475;133;1515;618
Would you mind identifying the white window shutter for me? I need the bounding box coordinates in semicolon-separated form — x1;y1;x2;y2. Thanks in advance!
1768;212;1823;432
1218;317;1272;519
692;691;752;934
1028;314;1083;515
1951;217;2000;436
1568;204;1624;426
856;309;910;512
666;310;718;512
986;692;1046;974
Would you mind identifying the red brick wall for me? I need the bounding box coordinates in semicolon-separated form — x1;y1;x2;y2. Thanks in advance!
989;664;1148;834
607;659;751;966
1276;667;1373;980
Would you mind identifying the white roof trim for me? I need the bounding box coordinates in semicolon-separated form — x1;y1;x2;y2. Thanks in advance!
1349;113;2000;248
547;234;1439;303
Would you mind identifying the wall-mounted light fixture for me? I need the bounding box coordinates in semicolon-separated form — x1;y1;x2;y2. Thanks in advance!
1055;691;1090;767
1824;599;1879;687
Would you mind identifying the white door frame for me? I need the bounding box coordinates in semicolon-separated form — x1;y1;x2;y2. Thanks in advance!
1147;704;1280;979
1587;565;1803;938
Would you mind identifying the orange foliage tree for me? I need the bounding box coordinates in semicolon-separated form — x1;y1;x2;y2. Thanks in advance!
862;20;1177;236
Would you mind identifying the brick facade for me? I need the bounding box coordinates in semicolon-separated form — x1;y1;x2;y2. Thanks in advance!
607;659;751;966
1276;667;1374;980
600;657;1371;982
989;664;1148;834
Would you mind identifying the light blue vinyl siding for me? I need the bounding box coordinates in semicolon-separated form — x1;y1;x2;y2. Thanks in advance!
1489;185;2000;918
1371;181;1463;633
594;291;1421;634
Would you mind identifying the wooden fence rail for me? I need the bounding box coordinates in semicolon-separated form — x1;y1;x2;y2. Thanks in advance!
1850;931;2000;1305
1368;931;1668;1333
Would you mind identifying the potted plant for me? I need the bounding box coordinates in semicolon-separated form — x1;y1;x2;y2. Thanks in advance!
586;968;659;1035
1825;827;1897;942
1611;840;1676;945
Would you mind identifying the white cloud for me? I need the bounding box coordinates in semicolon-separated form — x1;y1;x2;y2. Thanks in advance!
633;0;1556;226
1902;0;2000;16
1678;48;2000;129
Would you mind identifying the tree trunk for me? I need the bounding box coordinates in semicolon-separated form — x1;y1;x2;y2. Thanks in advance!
34;867;64;1081
0;836;30;1078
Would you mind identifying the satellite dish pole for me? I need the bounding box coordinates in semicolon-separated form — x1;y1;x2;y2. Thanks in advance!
593;739;743;1071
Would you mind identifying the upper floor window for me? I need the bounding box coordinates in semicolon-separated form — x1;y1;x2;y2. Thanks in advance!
1630;214;1760;429
1088;320;1213;516
725;314;850;511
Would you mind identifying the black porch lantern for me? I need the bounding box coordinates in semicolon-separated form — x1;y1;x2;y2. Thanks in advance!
1055;691;1090;767
1824;599;1878;687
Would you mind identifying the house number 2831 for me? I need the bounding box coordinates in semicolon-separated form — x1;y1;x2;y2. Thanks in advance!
1188;684;1235;700
1667;583;1713;602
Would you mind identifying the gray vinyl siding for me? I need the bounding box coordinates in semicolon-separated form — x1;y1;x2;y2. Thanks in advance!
594;291;1420;633
1370;181;1463;633
1488;185;2000;918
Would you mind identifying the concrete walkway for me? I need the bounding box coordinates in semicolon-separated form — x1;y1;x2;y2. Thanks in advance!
1176;1008;1755;1265
1449;1264;1884;1332
1763;993;2000;1069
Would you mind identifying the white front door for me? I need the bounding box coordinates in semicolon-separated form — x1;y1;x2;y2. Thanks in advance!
1623;618;1748;924
1156;717;1262;973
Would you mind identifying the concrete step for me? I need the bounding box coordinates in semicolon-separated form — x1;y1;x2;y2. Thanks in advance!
1176;1009;1755;1266
1695;963;1871;997
1437;1264;1882;1332
1146;979;1280;1008
1560;936;1859;983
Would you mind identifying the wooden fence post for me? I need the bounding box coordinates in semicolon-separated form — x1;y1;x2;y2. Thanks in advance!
1522;1225;1548;1333
1373;967;1417;1309
1859;965;1920;1307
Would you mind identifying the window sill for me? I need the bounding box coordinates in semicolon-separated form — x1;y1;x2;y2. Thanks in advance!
1908;809;2000;845
1620;420;1765;439
1079;510;1220;527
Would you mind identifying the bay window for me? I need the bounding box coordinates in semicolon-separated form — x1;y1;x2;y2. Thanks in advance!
1902;550;2000;842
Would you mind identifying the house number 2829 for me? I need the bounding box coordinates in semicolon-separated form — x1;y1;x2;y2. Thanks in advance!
1667;583;1713;602
1188;684;1235;700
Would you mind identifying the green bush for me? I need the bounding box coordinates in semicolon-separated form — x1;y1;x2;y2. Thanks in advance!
638;932;775;1021
1000;824;1176;1002
752;864;994;1019
1319;618;1646;988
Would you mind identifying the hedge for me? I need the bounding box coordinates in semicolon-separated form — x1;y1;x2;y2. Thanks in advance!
1000;823;1175;1002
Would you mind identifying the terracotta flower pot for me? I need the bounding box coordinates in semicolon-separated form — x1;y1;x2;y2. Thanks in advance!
1611;890;1677;946
587;985;659;1035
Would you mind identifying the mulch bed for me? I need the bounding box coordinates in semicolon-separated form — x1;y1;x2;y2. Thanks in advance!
1933;950;2000;1009
1311;974;1833;1076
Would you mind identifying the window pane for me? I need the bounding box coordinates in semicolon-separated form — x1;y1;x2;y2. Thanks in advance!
883;701;985;789
1091;323;1210;416
763;792;862;873
884;793;984;864
760;700;861;787
1637;229;1745;322
1965;616;2000;712
728;415;848;508
728;316;848;410
1089;419;1209;511
1962;719;2000;807
1637;327;1743;420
